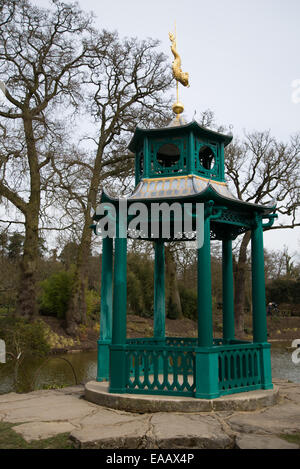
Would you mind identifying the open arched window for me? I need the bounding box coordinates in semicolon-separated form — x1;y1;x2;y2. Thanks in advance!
198;145;215;170
138;151;144;176
156;143;180;168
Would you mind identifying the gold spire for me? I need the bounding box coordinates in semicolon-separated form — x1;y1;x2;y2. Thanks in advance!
169;24;189;119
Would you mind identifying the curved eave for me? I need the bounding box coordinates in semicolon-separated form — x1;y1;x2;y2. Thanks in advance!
94;178;276;220
128;120;233;152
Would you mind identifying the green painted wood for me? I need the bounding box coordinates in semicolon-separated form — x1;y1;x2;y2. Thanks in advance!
251;216;268;343
218;346;262;392
197;215;213;347
188;130;194;173
110;215;128;394
219;142;225;181
125;346;196;394
222;238;235;341
100;237;113;341
109;345;127;394
143;136;149;178
195;350;219;399
97;236;113;381
112;236;127;345
260;343;273;390
120;340;270;398
154;240;165;339
151;137;186;177
96;340;110;381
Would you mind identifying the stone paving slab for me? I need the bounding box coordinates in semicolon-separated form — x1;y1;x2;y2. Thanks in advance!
0;390;55;404
13;421;76;442
69;411;235;449
149;413;234;449
0;381;299;449
235;434;299;449
0;392;97;424
71;416;150;449
273;382;300;403
226;402;300;435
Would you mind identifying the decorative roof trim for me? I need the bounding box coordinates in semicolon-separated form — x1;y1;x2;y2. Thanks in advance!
142;175;227;186
128;120;233;152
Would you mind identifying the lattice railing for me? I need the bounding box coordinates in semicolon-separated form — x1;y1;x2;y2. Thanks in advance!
218;344;262;394
165;337;198;347
125;346;196;396
127;337;228;347
121;339;264;397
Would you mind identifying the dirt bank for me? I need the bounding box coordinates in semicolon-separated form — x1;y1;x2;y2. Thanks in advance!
40;312;300;354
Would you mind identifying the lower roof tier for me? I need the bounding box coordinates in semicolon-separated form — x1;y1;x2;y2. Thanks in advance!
100;174;276;215
94;175;277;241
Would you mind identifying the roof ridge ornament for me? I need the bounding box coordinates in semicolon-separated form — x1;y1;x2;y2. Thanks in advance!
169;23;190;120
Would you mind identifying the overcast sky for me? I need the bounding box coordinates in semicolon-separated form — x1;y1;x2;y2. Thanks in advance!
34;0;300;253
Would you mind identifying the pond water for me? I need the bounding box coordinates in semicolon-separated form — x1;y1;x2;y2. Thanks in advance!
0;342;299;395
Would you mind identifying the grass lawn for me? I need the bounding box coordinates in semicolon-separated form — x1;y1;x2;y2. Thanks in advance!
278;433;300;447
0;421;75;449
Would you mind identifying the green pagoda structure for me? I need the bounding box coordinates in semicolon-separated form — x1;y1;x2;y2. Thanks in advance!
91;30;277;399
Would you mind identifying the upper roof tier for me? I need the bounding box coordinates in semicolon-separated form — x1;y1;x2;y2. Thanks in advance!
128;119;233;153
129;119;233;186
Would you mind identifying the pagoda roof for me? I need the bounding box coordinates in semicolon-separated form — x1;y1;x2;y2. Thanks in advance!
128;119;233;153
97;174;276;217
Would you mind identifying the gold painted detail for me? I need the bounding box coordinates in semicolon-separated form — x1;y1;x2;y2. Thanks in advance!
142;175;227;186
169;32;189;88
169;26;189;118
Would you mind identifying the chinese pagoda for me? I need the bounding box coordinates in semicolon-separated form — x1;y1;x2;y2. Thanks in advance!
91;29;277;399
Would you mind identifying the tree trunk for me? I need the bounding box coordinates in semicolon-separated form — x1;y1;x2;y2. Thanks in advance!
16;211;40;319
165;246;183;320
66;222;92;335
16;117;41;320
234;231;251;336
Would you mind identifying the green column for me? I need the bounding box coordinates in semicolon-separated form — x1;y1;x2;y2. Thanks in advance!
111;236;127;345
197;215;213;347
222;238;235;342
100;237;113;341
251;217;267;343
195;211;219;398
154;240;165;340
109;216;127;394
188;131;194;173
97;236;113;381
251;216;273;389
143;136;149;178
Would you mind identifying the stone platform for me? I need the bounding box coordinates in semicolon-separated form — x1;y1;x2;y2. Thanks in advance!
85;380;279;413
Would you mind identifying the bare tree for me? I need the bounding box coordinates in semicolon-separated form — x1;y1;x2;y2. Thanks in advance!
225;131;300;333
0;0;17;27
0;0;94;318
56;31;173;334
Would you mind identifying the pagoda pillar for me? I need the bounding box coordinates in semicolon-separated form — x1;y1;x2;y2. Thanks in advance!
154;240;165;341
196;210;219;398
197;214;213;347
251;215;272;389
222;238;235;342
109;214;127;393
251;216;267;343
97;236;113;381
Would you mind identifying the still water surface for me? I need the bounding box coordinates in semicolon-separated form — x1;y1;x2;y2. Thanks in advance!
0;343;299;395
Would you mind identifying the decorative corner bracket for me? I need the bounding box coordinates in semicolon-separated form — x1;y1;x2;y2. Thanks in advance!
205;200;228;220
262;213;278;229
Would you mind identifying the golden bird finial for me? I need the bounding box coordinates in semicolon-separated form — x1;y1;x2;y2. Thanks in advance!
169;24;190;118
